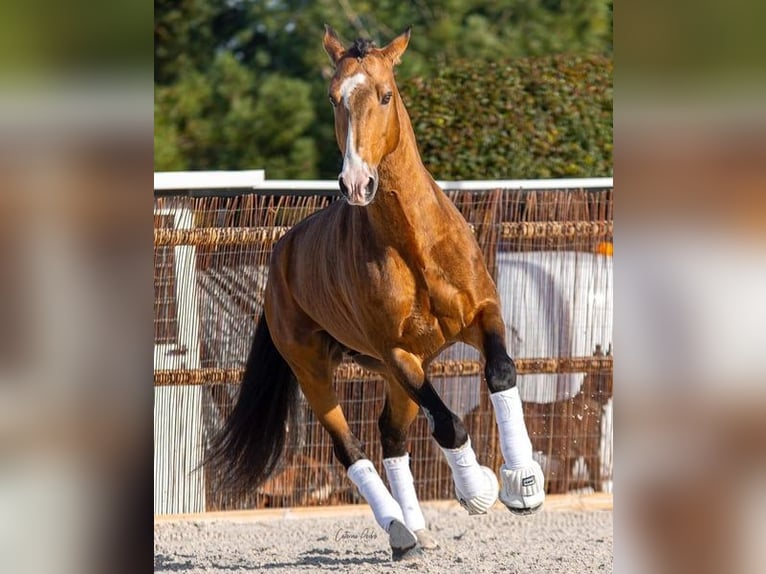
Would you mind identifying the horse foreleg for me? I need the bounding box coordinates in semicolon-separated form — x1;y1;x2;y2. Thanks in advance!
388;348;498;516
379;379;438;549
471;308;546;514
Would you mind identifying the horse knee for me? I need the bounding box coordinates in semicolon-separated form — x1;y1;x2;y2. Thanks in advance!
483;332;517;393
485;355;517;394
424;407;468;449
399;379;467;449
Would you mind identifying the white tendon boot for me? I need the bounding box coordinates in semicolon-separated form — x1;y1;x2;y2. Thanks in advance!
490;387;545;514
440;438;499;515
347;459;421;560
383;454;438;549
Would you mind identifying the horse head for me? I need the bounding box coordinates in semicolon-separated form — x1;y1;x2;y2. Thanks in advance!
323;25;411;206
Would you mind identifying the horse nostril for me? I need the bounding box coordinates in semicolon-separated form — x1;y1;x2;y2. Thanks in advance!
338;176;349;197
366;177;376;196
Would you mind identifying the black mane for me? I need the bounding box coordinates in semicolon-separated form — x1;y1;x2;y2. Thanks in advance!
347;38;376;59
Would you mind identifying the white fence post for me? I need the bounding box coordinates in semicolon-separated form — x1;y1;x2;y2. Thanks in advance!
153;205;204;514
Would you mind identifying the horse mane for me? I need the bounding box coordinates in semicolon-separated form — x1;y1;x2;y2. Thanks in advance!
347;38;376;59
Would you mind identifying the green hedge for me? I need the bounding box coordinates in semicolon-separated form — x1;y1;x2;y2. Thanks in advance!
400;54;612;179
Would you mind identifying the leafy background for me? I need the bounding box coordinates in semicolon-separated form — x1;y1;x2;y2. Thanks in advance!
155;1;612;179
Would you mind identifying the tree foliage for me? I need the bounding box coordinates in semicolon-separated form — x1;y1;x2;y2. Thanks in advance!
155;0;612;178
402;54;613;179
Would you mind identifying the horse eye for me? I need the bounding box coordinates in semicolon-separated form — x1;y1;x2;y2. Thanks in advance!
381;92;393;105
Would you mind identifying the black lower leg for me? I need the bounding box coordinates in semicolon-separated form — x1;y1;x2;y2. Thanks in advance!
409;380;467;449
331;432;367;469
378;402;408;459
484;332;517;394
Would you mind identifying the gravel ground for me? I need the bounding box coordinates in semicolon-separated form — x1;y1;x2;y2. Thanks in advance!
155;503;612;573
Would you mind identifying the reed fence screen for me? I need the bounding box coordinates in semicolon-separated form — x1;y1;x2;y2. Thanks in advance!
153;183;613;514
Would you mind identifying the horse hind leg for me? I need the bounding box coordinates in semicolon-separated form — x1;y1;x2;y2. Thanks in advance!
379;379;438;549
473;309;545;514
278;335;420;560
387;348;498;516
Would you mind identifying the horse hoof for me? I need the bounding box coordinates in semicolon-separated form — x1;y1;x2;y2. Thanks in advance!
498;462;545;514
507;503;543;516
389;519;421;561
455;465;499;515
414;529;439;550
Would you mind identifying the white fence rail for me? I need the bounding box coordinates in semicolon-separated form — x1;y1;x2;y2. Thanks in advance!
154;171;613;193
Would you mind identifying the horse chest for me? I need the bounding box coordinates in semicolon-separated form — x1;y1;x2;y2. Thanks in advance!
393;265;472;350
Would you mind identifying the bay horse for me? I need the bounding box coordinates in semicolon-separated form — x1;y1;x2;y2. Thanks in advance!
208;26;544;560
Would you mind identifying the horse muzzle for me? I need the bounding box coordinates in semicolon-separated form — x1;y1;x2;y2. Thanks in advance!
338;170;378;206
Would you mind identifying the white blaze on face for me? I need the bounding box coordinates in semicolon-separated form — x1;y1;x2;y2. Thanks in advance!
340;72;366;110
338;72;376;205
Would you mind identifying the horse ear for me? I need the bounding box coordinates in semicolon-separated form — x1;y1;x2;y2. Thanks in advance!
323;25;346;65
381;27;411;66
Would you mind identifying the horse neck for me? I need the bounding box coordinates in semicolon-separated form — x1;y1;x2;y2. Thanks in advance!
368;95;454;244
378;93;432;192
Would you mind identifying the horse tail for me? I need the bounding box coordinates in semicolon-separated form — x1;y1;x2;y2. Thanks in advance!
206;313;300;491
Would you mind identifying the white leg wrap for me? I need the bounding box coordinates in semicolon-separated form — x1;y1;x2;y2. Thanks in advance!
347;459;405;531
383;454;426;532
440;438;498;514
489;386;534;469
490;387;545;512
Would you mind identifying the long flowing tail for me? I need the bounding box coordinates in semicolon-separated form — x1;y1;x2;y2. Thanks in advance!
206;313;300;491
